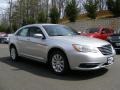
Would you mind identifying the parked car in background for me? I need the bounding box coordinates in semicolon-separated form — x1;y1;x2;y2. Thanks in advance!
9;24;115;75
107;29;120;52
81;26;114;40
0;33;12;44
2;34;13;44
0;32;7;43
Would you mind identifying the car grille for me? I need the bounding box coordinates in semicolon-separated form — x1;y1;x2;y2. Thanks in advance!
98;44;113;55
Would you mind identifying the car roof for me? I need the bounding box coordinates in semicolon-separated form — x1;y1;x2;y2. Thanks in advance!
23;24;60;27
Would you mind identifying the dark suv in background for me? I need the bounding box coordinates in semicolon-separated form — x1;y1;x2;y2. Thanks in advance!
107;29;120;52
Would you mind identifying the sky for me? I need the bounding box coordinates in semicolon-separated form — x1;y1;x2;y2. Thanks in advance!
0;0;9;14
0;0;9;8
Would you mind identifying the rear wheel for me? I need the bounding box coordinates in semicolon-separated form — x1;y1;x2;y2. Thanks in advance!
49;51;69;75
10;46;19;61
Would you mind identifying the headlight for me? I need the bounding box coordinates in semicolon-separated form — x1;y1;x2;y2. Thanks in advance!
72;44;98;53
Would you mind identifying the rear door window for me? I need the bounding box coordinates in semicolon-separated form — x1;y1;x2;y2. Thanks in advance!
16;28;29;37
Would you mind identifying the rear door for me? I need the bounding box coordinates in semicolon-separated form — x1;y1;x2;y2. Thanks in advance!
15;27;30;55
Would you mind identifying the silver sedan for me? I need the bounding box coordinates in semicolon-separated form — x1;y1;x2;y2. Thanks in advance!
9;24;116;75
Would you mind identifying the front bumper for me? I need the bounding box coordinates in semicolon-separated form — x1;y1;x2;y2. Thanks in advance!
67;50;115;70
73;61;114;70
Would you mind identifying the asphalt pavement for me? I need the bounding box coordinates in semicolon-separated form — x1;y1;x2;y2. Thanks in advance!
0;44;120;90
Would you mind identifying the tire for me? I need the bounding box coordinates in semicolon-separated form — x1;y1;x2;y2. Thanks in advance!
49;51;69;75
10;46;19;61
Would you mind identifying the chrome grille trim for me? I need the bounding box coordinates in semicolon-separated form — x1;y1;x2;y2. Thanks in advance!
98;44;113;55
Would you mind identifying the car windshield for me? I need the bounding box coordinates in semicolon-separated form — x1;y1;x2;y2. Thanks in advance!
87;28;99;33
43;25;79;36
89;28;99;33
102;28;112;33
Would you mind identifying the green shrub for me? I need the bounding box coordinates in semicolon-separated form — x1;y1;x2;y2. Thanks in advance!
49;6;60;24
27;17;36;24
22;17;35;26
0;24;8;33
107;0;120;17
38;11;47;23
22;19;27;26
12;23;18;32
65;0;79;22
84;0;99;19
0;25;5;32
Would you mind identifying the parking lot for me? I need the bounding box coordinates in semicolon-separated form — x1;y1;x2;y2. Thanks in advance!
0;44;120;90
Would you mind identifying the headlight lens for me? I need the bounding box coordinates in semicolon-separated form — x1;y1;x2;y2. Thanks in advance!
72;44;98;53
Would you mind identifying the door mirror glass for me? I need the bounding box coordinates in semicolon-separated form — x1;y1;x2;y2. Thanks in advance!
34;34;43;39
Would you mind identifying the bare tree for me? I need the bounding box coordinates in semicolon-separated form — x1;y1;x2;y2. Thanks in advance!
9;0;13;32
4;0;109;30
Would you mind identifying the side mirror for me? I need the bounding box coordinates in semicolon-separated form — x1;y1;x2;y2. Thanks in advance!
34;34;43;39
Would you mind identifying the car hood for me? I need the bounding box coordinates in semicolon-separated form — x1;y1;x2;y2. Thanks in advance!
50;36;109;47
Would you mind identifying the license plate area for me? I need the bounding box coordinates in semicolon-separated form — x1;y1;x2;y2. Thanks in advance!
107;57;114;64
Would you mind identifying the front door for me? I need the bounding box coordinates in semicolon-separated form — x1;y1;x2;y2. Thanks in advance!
27;27;48;62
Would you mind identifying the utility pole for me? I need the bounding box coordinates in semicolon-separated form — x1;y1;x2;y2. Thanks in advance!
9;0;13;33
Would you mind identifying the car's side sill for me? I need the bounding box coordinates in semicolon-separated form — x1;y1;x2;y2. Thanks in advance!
19;53;47;63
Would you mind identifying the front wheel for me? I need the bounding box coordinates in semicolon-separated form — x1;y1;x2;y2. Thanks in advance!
49;51;69;75
10;46;18;61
